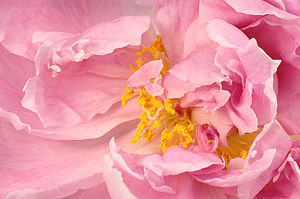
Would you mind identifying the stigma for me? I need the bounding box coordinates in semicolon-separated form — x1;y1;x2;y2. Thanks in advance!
196;124;220;152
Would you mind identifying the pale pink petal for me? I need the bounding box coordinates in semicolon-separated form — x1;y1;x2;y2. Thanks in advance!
193;120;292;199
108;138;225;194
128;60;163;88
242;18;300;135
42;16;151;66
225;81;258;133
64;183;111;199
198;0;260;27
282;0;300;16
224;0;298;19
243;18;300;69
104;153;227;199
162;47;223;98
28;100;141;140
154;0;200;64
22;47;133;128
127;60;164;96
257;140;300;198
0;0;154;60
207;19;249;49
251;77;278;125
143;145;224;176
240;120;292;198
0;120;106;199
236;39;280;85
0;44;43;130
276;63;300;135
193;149;277;187
210;20;280;132
180;84;231;112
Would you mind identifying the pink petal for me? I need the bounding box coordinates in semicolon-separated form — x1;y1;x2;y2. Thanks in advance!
143;145;224;176
207;19;249;49
28;99;141;140
193;120;292;199
240;120;293;198
162;47;223;98
276;63;300;135
127;60;164;96
64;183;111;199
104;153;227;199
0;44;43;130
154;0;199;64
198;0;260;27
0;0;154;60
251;77;278;125
224;0;298;19
180;84;231;112
226;81;258;133
257;140;300;198
243;18;300;69
282;0;300;16
0;120;107;199
22;45;135;128
236;39;280;85
108;138;225;195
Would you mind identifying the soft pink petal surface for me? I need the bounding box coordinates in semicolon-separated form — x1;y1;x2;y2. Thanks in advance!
0;0;154;60
193;120;292;199
0;121;105;199
154;0;200;65
103;138;227;198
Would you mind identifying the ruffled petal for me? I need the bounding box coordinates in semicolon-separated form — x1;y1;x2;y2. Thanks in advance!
162;46;223;99
0;120;107;199
0;0;154;60
154;0;199;64
198;0;259;27
193;120;292;199
0;44;43;130
64;183;111;199
224;0;298;19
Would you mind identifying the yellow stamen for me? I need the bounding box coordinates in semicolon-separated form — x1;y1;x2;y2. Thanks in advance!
122;86;135;106
215;131;259;168
164;99;175;115
122;35;195;152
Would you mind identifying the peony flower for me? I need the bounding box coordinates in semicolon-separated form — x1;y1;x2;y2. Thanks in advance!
1;0;300;199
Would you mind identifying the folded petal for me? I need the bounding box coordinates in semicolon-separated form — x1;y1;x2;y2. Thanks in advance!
180;84;231;112
257;140;300;198
198;0;259;27
154;0;199;64
0;0;154;60
103;153;227;199
0;44;43;130
224;0;298;19
127;60;164;96
64;183;111;199
29;100;141;140
193;120;292;199
0;120;107;199
162;46;223;98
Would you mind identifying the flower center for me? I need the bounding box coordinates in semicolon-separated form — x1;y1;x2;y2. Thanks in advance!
121;35;260;167
215;128;260;168
122;35;196;153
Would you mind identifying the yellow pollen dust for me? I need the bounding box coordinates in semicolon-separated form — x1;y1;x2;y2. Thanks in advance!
122;35;195;153
215;127;262;168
